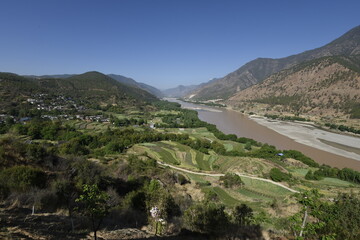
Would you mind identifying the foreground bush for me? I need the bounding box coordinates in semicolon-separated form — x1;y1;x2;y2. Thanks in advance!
0;165;46;192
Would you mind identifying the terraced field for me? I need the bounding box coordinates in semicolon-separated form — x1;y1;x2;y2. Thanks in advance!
183;171;293;207
207;187;241;205
318;177;355;187
168;164;294;206
70;120;111;132
237;188;274;202
214;156;277;176
165;127;217;142
128;138;358;209
289;168;309;177
240;177;292;198
185;173;216;184
132;141;212;170
222;140;244;152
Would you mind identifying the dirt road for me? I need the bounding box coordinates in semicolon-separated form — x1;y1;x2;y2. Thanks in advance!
158;161;299;193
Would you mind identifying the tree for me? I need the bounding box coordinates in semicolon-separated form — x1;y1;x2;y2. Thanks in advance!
318;193;360;240
289;189;326;240
305;170;323;180
233;204;254;226
211;141;226;155
75;184;110;240
289;190;360;240
183;202;229;235
219;173;244;188
53;179;78;231
269;168;292;182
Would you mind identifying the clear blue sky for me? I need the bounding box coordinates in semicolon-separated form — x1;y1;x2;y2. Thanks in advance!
0;0;359;89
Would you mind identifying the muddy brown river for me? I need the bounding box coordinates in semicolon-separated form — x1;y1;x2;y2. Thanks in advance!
170;99;360;171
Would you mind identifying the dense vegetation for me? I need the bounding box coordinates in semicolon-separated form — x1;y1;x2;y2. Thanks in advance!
324;122;360;134
264;113;310;122
313;165;360;184
269;168;292;182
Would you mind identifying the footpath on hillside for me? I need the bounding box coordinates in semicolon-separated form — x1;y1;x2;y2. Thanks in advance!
157;161;299;193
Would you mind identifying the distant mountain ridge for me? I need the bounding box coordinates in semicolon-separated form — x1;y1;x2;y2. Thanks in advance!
108;74;163;98
162;85;201;98
188;25;360;100
162;78;219;98
24;74;75;79
0;71;158;110
23;73;163;98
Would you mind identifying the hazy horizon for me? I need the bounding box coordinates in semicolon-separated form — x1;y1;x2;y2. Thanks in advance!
1;0;359;89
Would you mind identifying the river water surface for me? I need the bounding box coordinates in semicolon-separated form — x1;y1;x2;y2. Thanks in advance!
169;99;360;171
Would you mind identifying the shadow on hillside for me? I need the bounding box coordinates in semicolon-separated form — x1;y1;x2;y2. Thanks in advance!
1;206;264;240
0;206;88;240
135;227;264;240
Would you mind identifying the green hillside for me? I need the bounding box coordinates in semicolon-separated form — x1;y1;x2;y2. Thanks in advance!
41;71;158;102
0;71;158;114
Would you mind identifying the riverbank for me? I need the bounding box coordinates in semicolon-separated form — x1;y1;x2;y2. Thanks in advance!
168;99;360;170
249;115;360;162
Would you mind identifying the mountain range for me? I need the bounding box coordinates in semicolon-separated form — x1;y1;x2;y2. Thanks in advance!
187;25;360;101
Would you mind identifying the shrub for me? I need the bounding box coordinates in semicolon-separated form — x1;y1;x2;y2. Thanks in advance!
0;165;46;191
244;142;252;151
71;158;103;188
269;168;292;182
0;183;9;200
26;144;47;163
59;139;89;155
123;190;147;211
282;150;319;167
305;170;323;180
183;202;229;235
34;188;59;212
204;190;219;202
232;204;254;226
219;173;244;188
